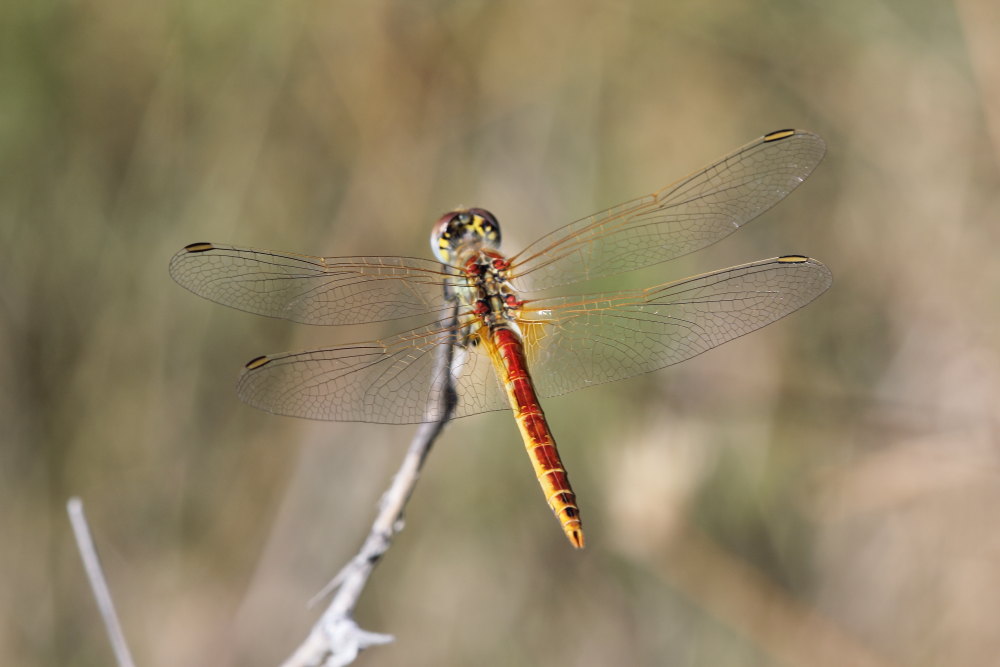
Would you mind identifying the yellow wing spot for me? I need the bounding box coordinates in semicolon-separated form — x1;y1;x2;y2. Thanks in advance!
777;254;809;263
245;355;271;370
763;129;796;142
183;242;215;253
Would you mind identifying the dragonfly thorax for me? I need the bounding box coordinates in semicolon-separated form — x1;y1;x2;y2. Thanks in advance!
460;249;522;330
431;208;501;264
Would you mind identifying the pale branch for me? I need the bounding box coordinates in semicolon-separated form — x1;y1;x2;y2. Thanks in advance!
67;497;137;667
281;304;460;667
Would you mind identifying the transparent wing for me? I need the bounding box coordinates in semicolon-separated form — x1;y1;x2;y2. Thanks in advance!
519;256;832;398
169;242;465;325
235;257;830;424
507;130;826;291
235;317;510;424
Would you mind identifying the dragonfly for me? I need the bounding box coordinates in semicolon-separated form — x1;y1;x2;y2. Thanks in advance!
170;128;831;549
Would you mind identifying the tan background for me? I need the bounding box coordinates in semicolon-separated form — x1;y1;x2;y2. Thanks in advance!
4;0;1000;665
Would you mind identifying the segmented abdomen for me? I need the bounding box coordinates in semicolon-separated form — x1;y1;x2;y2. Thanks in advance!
489;326;584;548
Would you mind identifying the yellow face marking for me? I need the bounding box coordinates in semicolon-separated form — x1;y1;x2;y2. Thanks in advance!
469;214;487;236
432;210;500;263
245;355;271;370
777;254;809;263
436;237;451;262
763;129;796;142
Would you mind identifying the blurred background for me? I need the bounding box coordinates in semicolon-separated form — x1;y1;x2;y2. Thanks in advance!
4;0;999;665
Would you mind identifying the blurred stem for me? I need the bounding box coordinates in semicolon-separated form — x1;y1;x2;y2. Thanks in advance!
282;303;460;667
67;498;137;667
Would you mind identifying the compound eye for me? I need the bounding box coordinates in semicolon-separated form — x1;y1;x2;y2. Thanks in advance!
432;211;459;241
468;208;497;228
431;210;469;262
468;208;501;247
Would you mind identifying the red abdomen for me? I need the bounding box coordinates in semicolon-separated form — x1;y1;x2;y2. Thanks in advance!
490;326;584;548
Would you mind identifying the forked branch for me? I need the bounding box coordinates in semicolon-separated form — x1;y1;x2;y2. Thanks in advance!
281;304;460;667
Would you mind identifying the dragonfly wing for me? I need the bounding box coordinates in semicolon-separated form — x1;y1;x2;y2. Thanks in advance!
520;256;832;399
169;243;464;325
235;318;510;424
508;130;826;291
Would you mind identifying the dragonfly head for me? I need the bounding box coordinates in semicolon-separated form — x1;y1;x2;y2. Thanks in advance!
431;208;501;264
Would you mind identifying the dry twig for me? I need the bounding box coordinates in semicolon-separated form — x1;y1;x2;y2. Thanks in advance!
67;497;137;667
281;304;460;667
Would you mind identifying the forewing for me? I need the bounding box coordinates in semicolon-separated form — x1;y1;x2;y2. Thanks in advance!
520;256;832;399
508;130;826;291
235;318;510;424
169;243;464;325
